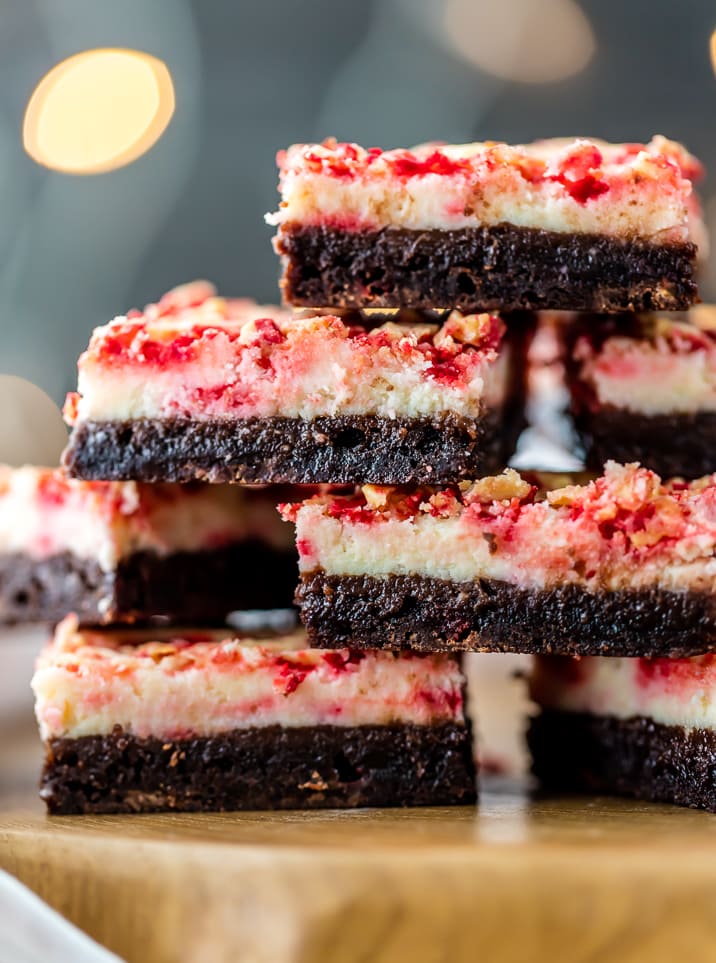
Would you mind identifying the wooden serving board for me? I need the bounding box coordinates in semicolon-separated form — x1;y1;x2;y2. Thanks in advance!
4;785;716;963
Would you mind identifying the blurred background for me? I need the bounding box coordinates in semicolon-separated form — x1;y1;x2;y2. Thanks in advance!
1;0;715;426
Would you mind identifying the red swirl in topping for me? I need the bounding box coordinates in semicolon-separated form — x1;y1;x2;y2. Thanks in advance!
278;136;703;202
283;463;716;564
636;655;716;691
545;143;609;203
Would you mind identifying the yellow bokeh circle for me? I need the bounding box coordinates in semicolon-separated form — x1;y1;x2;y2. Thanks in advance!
23;48;175;175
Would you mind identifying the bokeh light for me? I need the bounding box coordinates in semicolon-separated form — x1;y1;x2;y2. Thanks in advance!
0;375;67;466
23;48;175;175
443;0;595;84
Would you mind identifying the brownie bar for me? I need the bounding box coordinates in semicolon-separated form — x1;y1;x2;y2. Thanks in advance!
40;722;477;814
297;572;716;657
62;409;524;485
0;542;297;626
276;224;697;313
573;406;716;478
528;711;716;813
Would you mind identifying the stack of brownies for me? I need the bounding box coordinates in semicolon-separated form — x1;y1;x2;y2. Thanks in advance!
23;132;716;813
31;283;480;813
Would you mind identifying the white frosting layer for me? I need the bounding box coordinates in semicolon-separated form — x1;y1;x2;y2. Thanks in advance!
575;326;716;415
32;618;467;739
269;137;703;245
530;655;716;730
0;466;289;571
291;463;716;595
294;504;716;594
71;313;510;423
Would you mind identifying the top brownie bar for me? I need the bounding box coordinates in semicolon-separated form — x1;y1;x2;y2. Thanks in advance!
268;136;704;313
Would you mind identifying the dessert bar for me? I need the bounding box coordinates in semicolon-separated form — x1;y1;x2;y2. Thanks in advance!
566;307;716;477
62;283;528;485
0;465;295;624
34;617;476;813
269;137;704;313
284;462;716;657
529;654;716;812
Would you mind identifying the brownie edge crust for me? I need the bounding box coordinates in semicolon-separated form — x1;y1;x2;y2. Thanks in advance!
62;411;523;485
0;543;296;626
573;406;716;479
40;723;477;814
297;573;716;657
276;224;697;313
528;711;716;813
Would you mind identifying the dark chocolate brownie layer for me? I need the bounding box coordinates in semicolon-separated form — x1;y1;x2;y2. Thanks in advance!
573;405;716;478
297;573;716;657
0;542;296;626
40;722;477;814
276;224;697;313
62;410;523;485
528;711;716;813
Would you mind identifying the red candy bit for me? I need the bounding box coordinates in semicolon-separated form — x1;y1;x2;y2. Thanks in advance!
635;656;716;691
137;332;196;364
252;317;286;345
275;657;317;695
278;501;300;523
362;329;395;350
398;491;426;519
191;382;253;412
96;323;219;367
482;315;504;352
36;472;70;507
418;340;470;386
303;141;366;178
665;325;714;354
414;685;462;716
425;357;462;385
63;391;80;425
514;155;546;184
546;143;609;204
322;650;366;672
389;150;472;178
210;646;241;666
296;537;315;558
98;320;145;357
326;494;377;524
425;489;461;518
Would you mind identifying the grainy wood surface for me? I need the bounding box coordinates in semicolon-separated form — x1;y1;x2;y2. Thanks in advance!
4;786;716;963
4;649;716;963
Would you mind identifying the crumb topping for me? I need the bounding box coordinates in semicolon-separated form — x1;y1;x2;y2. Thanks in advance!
281;462;716;560
278;136;703;201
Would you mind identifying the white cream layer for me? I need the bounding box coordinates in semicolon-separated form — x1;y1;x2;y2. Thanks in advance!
0;466;289;571
577;338;716;415
32;619;466;740
72;320;509;423
530;655;716;730
294;505;716;595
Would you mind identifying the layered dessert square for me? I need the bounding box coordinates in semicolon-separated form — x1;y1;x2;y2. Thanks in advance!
284;462;716;657
529;654;716;812
33;616;476;813
62;282;528;485
269;136;704;313
0;465;296;624
565;307;716;478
